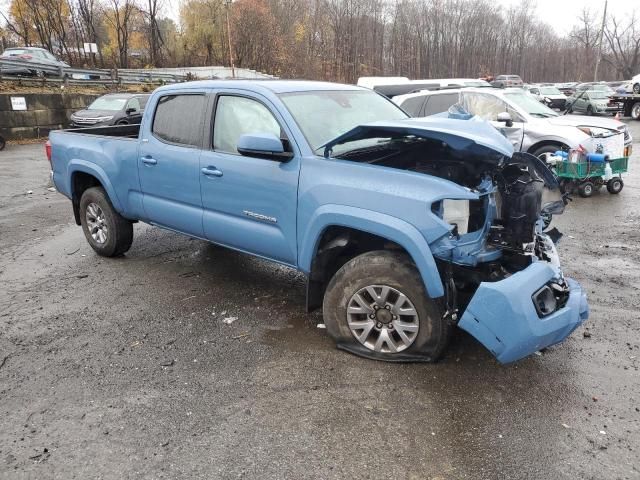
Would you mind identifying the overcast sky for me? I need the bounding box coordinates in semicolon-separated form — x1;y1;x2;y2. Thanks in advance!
495;0;636;35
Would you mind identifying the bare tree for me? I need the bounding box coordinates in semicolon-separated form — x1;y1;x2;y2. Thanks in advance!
604;12;640;79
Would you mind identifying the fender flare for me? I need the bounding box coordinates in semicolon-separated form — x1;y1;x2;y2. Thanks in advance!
68;160;124;213
299;204;445;298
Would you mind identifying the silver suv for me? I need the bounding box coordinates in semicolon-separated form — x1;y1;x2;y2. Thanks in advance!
393;87;632;159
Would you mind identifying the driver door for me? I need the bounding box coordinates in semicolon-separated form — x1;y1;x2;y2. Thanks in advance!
198;92;300;265
461;92;524;151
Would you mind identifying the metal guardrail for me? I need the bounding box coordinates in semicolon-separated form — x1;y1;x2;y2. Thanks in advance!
0;58;187;85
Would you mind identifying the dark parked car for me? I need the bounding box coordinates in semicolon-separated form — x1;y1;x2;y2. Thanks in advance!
0;47;69;76
491;75;524;88
70;93;150;127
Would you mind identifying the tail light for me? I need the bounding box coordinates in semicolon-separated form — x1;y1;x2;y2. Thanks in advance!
45;140;52;167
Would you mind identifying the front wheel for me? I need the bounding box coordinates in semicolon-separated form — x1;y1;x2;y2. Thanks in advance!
531;144;563;164
631;102;640;120
606;177;624;194
79;187;133;256
322;251;451;362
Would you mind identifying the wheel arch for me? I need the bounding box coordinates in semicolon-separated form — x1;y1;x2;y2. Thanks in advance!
300;206;444;312
69;163;123;225
527;140;570;157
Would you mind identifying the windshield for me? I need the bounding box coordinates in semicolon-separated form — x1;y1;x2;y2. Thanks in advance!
504;91;558;118
279;90;407;153
2;49;27;56
588;91;611;99
88;97;128;111
540;87;562;95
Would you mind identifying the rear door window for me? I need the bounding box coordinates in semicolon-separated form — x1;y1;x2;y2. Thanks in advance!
423;93;459;116
399;95;427;117
152;94;205;147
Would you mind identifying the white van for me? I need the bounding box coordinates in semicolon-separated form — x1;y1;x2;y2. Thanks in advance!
356;77;490;90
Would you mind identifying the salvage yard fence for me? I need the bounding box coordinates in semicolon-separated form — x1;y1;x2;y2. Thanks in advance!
0;59;278;87
0;58;188;86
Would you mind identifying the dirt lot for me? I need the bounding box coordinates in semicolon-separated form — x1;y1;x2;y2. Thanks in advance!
0;123;639;479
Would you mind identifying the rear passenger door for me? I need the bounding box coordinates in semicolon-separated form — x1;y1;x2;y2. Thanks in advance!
138;91;208;237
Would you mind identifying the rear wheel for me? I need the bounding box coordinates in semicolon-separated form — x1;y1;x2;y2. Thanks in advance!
633;83;640;94
631;102;640;120
606;177;623;194
323;250;451;361
587;105;594;116
578;181;594;198
79;187;133;257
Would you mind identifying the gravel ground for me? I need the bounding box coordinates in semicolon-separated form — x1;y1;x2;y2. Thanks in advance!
1;123;639;479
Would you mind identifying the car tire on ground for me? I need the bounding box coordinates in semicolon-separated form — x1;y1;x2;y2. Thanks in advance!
633;83;640;94
116;120;129;125
578;181;594;198
79;186;133;257
587;105;594;116
606;177;624;194
631;102;640;120
531;144;563;163
322;250;451;362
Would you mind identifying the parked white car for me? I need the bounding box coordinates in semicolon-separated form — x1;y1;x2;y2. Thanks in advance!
393;87;632;159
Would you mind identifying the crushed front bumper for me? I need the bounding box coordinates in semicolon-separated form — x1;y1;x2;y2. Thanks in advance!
458;261;588;363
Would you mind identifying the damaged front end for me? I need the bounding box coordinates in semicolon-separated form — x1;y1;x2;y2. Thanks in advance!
326;117;588;363
429;153;588;363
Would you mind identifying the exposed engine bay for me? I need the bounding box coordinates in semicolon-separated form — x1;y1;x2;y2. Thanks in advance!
334;135;568;316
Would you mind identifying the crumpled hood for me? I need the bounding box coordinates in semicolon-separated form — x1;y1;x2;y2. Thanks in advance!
547;114;623;130
323;117;515;158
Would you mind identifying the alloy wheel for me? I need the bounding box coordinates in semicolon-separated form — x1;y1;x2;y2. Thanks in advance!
346;285;419;353
86;202;108;244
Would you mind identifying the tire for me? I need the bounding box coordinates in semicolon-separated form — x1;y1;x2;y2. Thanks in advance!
531;144;563;163
116;120;129;125
587;105;594;116
322;250;451;362
633;83;640;94
606;177;624;194
631;102;640;120
79;187;133;257
578;181;594;198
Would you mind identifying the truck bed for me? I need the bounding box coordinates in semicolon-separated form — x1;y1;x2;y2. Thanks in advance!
63;123;141;139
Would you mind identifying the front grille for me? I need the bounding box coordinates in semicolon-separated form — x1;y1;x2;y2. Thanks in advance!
72;117;99;125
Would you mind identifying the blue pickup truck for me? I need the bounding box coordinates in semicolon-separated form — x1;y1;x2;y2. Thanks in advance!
47;80;589;363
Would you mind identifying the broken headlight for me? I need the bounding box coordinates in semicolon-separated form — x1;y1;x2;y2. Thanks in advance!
532;281;569;317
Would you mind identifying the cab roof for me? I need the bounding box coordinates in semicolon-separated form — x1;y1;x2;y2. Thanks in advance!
156;79;364;95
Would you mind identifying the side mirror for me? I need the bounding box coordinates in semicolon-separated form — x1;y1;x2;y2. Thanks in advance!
497;112;513;127
237;133;293;161
125;107;136;115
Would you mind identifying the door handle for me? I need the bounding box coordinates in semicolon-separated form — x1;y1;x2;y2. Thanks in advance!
141;156;157;165
201;166;223;177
